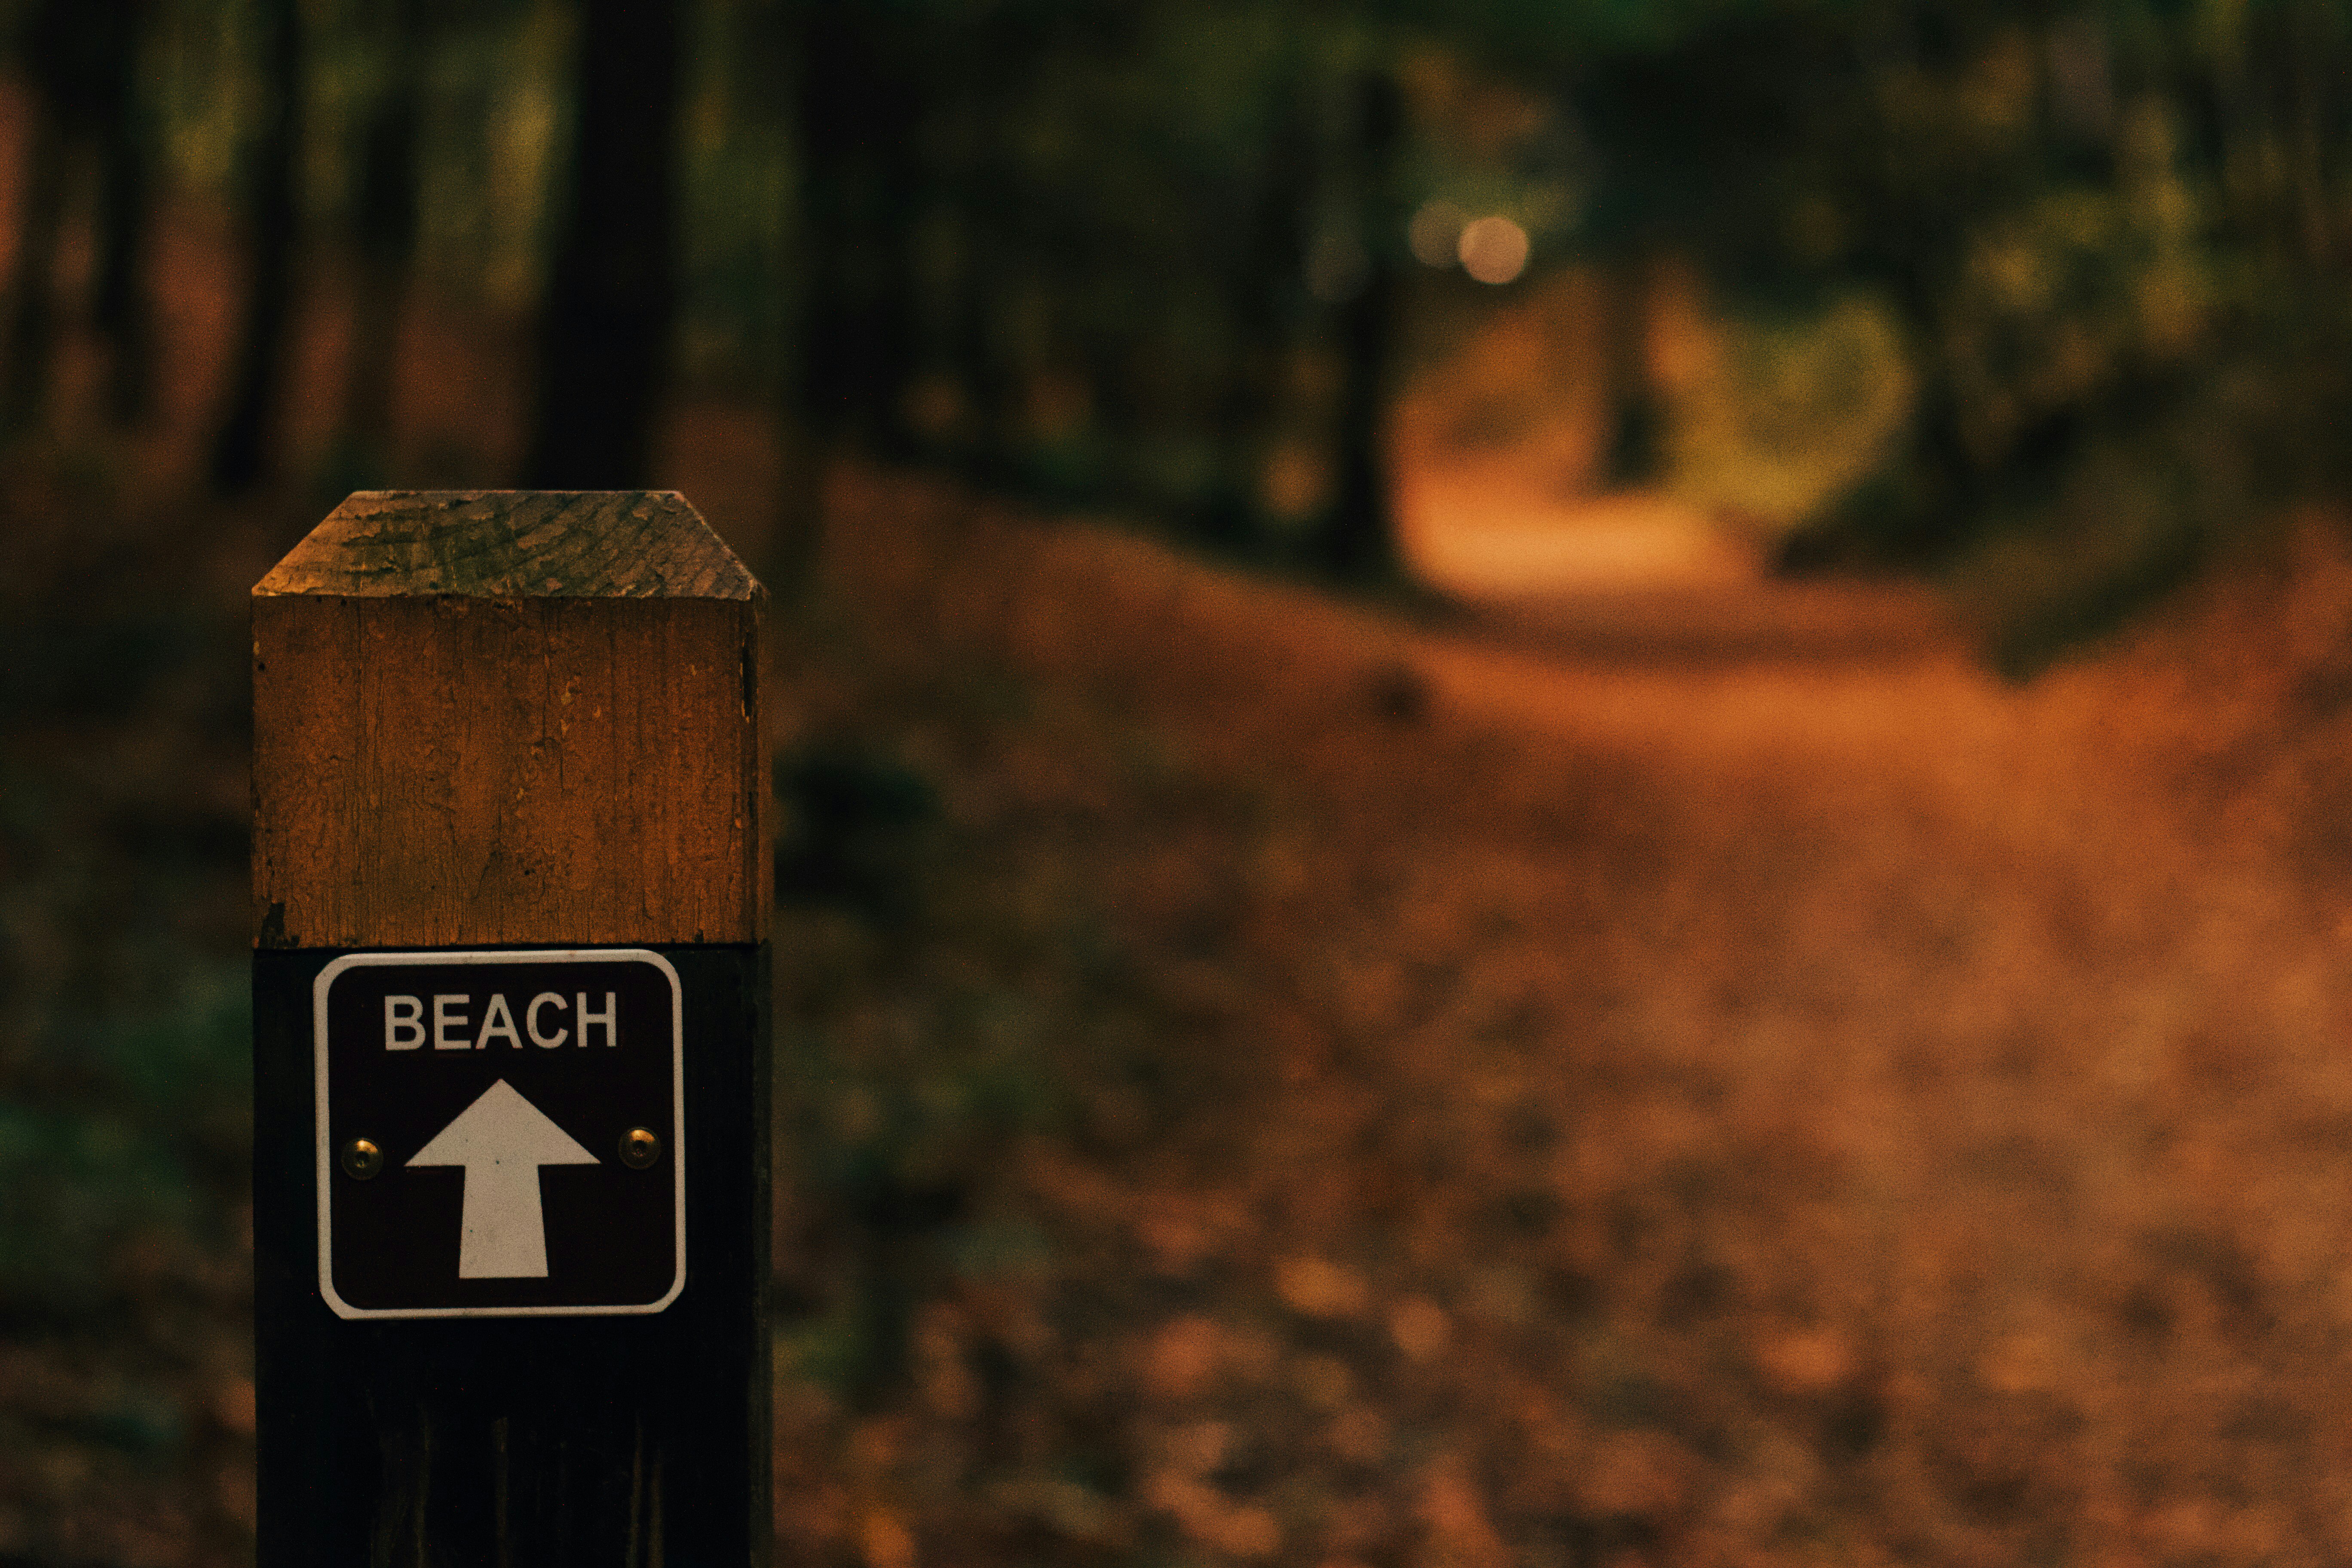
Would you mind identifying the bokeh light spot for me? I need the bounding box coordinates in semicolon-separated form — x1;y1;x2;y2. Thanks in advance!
1458;216;1529;285
1409;200;1467;267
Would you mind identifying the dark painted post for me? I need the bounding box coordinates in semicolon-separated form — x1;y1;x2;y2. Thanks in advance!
251;491;772;1565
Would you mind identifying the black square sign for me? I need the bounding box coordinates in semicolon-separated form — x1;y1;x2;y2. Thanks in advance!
313;949;684;1319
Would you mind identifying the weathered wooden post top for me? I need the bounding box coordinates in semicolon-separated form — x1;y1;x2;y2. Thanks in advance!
251;490;772;1565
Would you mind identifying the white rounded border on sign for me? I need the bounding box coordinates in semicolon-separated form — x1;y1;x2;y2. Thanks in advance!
312;947;687;1320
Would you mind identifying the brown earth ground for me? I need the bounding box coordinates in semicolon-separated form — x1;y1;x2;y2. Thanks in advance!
786;477;2352;1568
11;167;2352;1568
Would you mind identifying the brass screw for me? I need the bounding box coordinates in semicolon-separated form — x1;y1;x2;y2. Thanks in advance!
619;1127;661;1170
340;1138;384;1181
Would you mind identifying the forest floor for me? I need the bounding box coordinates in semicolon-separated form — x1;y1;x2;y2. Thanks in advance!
769;471;2352;1568
13;194;2352;1568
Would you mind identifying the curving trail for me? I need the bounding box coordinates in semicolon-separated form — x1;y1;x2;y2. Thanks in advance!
771;463;2352;1567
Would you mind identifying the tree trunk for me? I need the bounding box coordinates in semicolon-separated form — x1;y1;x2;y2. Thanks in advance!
946;204;1020;486
1;111;67;436
1081;330;1144;505
336;0;423;480
6;0;153;434
84;0;155;426
92;82;153;426
772;0;866;601
1311;67;1404;584
1198;82;1309;555
1596;254;1662;487
520;0;682;489
773;3;928;594
762;3;821;603
797;5;928;455
209;0;302;495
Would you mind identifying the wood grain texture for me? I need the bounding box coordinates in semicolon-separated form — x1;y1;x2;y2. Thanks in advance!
253;491;767;947
258;490;758;600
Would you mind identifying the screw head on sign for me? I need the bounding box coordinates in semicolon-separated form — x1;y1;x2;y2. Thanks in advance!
620;1127;661;1170
340;1138;384;1181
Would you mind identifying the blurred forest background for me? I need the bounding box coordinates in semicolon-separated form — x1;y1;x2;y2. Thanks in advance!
4;0;2349;592
15;0;2352;1565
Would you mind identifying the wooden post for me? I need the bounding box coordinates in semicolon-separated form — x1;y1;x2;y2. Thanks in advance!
250;491;771;1565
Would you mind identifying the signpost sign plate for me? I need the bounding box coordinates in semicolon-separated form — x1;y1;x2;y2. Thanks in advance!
314;949;685;1318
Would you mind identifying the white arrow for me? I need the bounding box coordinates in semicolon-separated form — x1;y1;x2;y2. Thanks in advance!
407;1079;597;1279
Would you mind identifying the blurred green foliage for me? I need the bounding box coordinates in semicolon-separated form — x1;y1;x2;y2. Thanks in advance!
1541;2;2352;597
0;965;248;1315
0;597;252;1328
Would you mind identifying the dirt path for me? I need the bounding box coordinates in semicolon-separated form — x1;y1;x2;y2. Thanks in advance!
777;469;2352;1568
